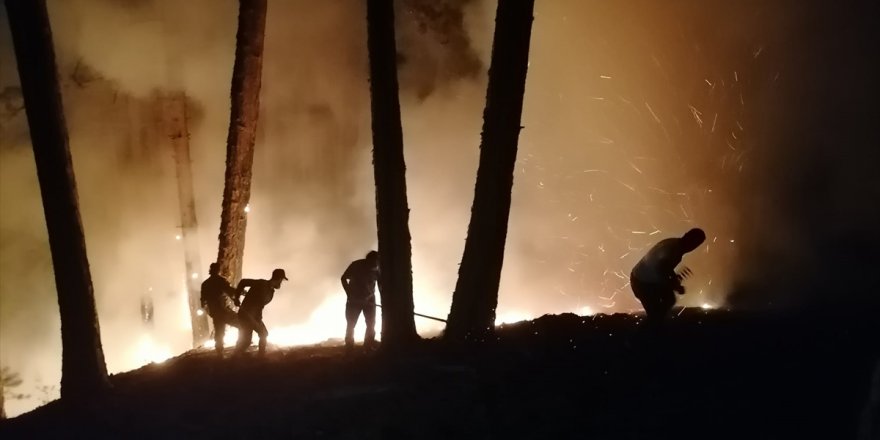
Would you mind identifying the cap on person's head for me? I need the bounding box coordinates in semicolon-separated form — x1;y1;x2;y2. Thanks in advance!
272;268;288;281
681;228;706;250
366;250;378;260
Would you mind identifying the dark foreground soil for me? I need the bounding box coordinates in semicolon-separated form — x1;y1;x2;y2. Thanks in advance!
2;307;879;439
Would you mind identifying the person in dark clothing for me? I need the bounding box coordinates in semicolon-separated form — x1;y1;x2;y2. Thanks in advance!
341;250;380;350
233;268;287;356
630;228;705;327
200;262;240;356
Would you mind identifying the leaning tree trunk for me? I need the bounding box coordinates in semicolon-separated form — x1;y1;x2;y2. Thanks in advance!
157;3;211;347
445;0;535;342
5;0;110;398
162;93;210;347
216;0;267;284
365;0;419;349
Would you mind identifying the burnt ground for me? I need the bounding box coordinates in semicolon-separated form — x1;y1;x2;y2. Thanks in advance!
2;307;878;439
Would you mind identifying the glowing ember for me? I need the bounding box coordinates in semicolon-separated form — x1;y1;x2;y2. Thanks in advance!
701;303;714;310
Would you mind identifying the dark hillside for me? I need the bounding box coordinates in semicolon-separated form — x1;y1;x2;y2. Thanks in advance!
2;308;878;439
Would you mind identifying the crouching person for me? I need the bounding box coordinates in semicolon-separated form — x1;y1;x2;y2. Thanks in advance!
233;268;287;356
630;228;705;329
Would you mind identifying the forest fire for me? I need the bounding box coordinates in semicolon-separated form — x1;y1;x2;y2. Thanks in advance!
2;0;877;430
134;335;172;365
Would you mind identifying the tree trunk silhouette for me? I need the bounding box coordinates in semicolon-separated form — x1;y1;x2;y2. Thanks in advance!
216;0;267;284
366;0;419;349
5;0;110;398
445;0;535;342
162;93;210;347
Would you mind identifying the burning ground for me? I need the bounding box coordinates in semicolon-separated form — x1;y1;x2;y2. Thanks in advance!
2;309;878;439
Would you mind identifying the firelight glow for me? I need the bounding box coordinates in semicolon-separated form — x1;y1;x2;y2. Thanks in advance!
135;334;173;365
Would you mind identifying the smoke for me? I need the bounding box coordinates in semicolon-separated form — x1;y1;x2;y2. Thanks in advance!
1;0;878;417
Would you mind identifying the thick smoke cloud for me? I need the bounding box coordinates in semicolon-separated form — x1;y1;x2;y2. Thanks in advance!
1;0;877;417
0;0;492;416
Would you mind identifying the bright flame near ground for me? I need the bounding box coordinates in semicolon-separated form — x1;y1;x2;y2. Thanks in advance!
496;310;531;325
135;334;172;364
202;295;385;349
701;303;714;310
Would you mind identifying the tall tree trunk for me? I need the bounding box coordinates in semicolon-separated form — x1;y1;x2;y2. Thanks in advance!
5;0;110;398
366;0;419;349
216;0;267;284
157;4;210;347
162;93;210;347
445;0;535;342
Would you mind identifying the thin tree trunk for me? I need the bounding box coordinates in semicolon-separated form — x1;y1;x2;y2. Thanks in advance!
157;3;210;347
5;0;110;398
445;0;535;342
366;0;419;349
162;93;210;347
216;0;267;284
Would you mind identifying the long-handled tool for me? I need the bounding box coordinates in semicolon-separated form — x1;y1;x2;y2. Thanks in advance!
356;300;447;323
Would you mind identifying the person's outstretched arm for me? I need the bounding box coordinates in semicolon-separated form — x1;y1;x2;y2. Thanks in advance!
234;279;256;306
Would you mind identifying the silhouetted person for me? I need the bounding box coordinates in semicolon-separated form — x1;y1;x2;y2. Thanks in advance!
341;251;380;350
233;268;287;356
630;228;706;328
200;262;240;356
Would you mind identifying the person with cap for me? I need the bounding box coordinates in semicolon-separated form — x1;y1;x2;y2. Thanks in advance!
200;262;240;356
340;250;380;350
233;268;288;356
630;228;706;328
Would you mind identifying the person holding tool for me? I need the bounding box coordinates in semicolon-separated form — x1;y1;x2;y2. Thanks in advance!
340;250;380;350
630;228;705;329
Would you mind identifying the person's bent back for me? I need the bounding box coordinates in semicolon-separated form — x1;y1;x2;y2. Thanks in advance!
233;268;287;355
630;228;705;327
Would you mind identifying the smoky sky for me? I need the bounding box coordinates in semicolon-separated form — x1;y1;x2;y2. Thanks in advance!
1;0;879;417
